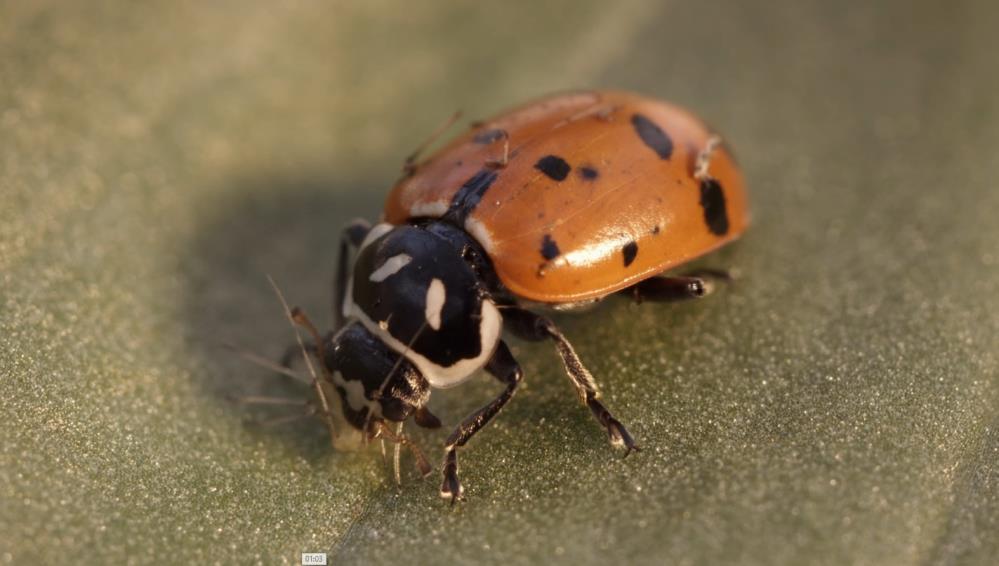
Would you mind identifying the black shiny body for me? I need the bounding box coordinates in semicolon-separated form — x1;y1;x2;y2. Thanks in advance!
348;223;498;369
416;220;512;303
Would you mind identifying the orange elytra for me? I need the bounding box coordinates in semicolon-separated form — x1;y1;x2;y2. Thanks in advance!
384;90;749;303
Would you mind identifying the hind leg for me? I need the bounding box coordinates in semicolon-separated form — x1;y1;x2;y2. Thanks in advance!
504;308;639;455
625;269;733;304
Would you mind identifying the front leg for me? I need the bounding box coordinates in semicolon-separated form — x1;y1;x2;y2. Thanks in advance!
504;308;639;455
441;340;522;504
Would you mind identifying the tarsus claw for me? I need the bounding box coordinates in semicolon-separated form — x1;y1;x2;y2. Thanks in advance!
606;417;640;456
440;450;464;505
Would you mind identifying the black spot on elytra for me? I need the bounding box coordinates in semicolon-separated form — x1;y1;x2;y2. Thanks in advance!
699;178;730;235
631;114;673;159
541;234;561;260
445;168;499;224
474;128;507;144
622;241;639;267
535;155;571;181
579;166;599;180
652;225;661;235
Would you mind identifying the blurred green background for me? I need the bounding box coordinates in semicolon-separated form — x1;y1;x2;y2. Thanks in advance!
2;1;998;564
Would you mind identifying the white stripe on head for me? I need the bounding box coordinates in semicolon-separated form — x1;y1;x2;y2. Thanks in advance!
424;278;446;331
369;253;412;282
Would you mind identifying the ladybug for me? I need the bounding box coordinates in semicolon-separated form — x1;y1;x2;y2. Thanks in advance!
290;90;747;503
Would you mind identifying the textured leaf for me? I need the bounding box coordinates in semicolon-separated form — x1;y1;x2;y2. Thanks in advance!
2;1;998;565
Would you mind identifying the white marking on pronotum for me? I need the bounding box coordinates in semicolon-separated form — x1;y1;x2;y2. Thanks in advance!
350;298;503;388
369;253;412;282
359;222;394;250
424;278;446;330
343;223;395;320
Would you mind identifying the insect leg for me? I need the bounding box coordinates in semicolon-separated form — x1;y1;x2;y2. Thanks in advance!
373;421;433;482
625;269;733;304
441;340;523;504
504;308;639;455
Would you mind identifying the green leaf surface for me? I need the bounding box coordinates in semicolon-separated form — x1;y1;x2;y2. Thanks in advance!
2;1;998;564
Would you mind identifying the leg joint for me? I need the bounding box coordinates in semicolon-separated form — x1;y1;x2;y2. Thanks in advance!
506;364;524;385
